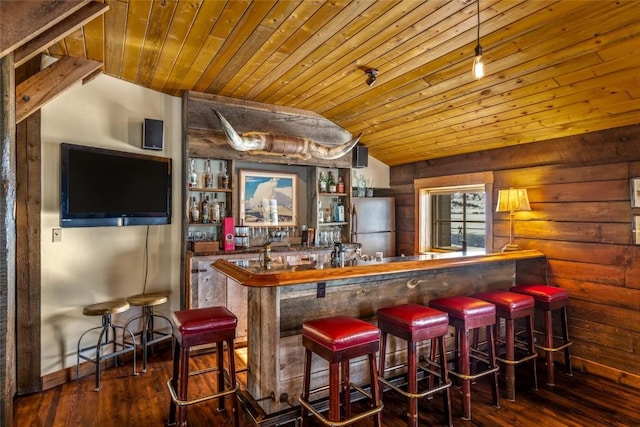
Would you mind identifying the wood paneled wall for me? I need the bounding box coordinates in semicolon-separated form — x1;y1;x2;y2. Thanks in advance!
389;124;640;388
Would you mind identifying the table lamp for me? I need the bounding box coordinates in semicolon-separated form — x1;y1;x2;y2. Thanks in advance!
496;188;531;252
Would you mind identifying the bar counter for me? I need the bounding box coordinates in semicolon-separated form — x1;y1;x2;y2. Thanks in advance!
212;249;545;422
212;249;545;287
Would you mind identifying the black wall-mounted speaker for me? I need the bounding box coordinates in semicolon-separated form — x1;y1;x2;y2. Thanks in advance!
352;145;368;168
143;118;164;150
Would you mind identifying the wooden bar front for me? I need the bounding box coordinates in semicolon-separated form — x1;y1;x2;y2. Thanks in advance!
213;250;545;416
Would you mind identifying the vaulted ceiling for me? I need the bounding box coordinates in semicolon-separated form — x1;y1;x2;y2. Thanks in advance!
5;0;640;166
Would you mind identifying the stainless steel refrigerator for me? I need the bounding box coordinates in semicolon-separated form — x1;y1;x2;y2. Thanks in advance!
350;197;396;257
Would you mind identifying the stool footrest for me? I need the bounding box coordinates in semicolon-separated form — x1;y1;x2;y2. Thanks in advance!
496;352;538;365
299;396;383;427
535;340;573;353
449;365;499;381
379;376;451;399
167;378;239;407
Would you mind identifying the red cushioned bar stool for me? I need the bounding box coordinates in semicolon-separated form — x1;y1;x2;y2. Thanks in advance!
377;303;452;427
167;306;239;427
429;296;499;421
299;316;383;427
511;285;573;386
473;290;538;401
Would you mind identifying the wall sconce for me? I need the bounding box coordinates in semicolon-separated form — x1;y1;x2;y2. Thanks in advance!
496;188;531;252
365;68;378;86
472;0;485;80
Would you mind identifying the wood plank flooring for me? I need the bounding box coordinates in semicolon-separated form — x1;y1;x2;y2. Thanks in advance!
14;347;640;427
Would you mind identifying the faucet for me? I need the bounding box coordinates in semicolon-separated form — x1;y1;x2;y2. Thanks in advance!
331;242;345;268
261;242;272;269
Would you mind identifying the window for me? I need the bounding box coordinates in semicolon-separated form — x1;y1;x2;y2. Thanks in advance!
415;172;494;253
430;186;485;250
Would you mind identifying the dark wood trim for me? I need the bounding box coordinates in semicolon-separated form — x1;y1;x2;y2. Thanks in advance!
15;56;42;395
0;52;17;427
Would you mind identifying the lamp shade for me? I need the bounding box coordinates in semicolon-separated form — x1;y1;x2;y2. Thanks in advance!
496;188;531;213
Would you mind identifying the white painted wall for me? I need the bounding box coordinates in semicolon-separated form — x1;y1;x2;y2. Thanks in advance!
40;75;182;375
352;155;390;189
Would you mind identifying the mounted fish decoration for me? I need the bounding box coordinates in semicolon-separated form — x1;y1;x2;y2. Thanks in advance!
213;109;361;160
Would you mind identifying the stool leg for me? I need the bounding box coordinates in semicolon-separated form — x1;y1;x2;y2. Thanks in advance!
543;309;555;386
438;336;453;427
369;352;382;427
168;338;180;426
342;360;351;420
217;340;225;412
141;306;151;373
226;338;239;427
561;307;573;376
378;331;388;379
505;317;516;401
526;313;538;391
487;325;500;408
300;349;312;427
94;322;108;391
177;345;190;427
459;328;471;420
407;340;418;427
329;361;340;422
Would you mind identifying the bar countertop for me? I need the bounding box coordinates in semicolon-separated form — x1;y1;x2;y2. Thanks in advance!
212;249;545;287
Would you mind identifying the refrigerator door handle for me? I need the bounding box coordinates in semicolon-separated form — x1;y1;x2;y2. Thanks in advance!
351;205;358;242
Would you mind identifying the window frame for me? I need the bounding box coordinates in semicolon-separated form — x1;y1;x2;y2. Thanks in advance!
414;172;495;254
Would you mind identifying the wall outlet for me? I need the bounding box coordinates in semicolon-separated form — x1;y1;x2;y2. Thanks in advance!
52;228;62;243
317;282;326;298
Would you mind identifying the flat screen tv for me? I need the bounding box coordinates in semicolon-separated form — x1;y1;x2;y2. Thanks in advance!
60;143;172;227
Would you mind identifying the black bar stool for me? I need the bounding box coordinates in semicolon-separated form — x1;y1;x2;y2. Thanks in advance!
377;303;452;427
299;315;383;427
76;298;137;391
167;306;239;427
429;295;500;421
124;291;173;372
511;285;573;386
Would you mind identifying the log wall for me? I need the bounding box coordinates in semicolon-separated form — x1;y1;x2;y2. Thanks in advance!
389;124;640;388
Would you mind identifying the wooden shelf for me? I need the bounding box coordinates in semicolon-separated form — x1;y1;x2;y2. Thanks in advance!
189;187;232;192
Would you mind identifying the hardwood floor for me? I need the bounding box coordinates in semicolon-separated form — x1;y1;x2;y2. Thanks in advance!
14;347;640;427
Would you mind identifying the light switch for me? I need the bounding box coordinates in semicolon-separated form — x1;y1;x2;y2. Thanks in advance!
52;228;62;243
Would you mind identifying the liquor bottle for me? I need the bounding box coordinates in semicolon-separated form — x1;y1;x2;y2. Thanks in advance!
204;159;213;188
333;198;340;222
189;196;200;223
189;159;198;188
220;161;229;189
318;200;324;223
201;195;210;224
212;193;221;223
337;198;345;222
336;174;345;193
327;171;336;193
319;172;327;193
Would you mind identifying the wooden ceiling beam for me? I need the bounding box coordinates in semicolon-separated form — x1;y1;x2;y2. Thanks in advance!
0;0;90;58
15;56;103;123
13;1;109;68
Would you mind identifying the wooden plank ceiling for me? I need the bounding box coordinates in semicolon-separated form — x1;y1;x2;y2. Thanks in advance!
40;0;640;166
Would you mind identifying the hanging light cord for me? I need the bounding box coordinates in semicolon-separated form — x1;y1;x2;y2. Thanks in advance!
475;0;482;54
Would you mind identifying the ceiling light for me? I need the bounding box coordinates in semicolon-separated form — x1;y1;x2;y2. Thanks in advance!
472;0;484;80
365;68;378;86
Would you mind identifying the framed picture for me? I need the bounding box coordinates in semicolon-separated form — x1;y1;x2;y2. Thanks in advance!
634;215;640;245
631;177;640;208
239;170;297;226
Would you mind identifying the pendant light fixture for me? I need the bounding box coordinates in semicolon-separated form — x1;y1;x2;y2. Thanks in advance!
472;0;484;80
